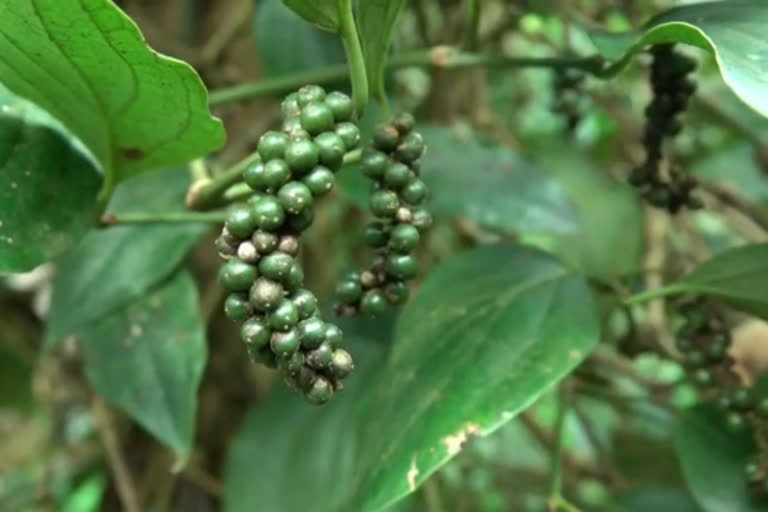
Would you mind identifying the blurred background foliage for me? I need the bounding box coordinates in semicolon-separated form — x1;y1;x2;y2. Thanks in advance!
2;0;768;511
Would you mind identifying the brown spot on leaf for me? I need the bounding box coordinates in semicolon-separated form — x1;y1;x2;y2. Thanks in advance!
120;147;145;160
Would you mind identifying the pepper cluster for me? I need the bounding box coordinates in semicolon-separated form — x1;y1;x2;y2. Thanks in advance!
215;85;360;405
629;44;700;213
552;68;585;133
335;113;432;316
676;299;768;493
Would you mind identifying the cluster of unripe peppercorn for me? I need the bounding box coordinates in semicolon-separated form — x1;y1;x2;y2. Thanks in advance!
630;43;701;213
335;113;432;316
214;85;359;405
676;300;768;493
552;68;586;133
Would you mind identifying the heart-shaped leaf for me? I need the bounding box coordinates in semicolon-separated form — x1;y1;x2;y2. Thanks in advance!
45;168;210;346
589;1;768;118
358;0;406;101
79;270;206;458
0;89;101;273
282;0;339;32
350;243;599;511
675;405;768;512
0;0;225;196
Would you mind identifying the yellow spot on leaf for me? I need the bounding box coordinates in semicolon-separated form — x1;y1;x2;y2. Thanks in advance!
443;423;481;456
407;457;419;491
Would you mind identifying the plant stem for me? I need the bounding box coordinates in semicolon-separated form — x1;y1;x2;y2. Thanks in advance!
547;385;570;511
337;0;369;116
186;152;260;210
208;48;605;106
100;211;227;226
463;0;481;50
623;284;686;305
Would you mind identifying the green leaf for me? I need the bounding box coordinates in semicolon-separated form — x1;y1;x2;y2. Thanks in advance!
350;243;600;511
282;0;339;32
45;168;210;346
79;270;206;457
256;0;345;77
675;405;768;512
416;126;580;235
224;328;385;512
0;0;225;195
589;1;768;118
666;243;768;319
617;487;700;512
358;0;405;101
0;90;101;273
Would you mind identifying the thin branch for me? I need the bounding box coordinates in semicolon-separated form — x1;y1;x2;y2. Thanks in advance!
100;211;227;226
701;182;768;233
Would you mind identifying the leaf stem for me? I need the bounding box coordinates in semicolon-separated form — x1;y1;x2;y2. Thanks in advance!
100;210;227;226
208;48;605;106
547;384;570;511
463;0;481;50
623;284;687;305
186;152;260;210
337;0;369;116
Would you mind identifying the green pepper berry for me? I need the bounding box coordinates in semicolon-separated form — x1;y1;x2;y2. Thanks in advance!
725;411;746;432
707;334;729;362
285;262;305;291
287;208;315;232
336;279;363;304
278;235;300;256
303;166;335;196
252;196;286;231
243;162;267;190
297;85;326;107
364;222;389;248
395;131;426;163
330;349;354;379
259;252;295;281
373;124;400;152
225;205;257;239
285;138;320;174
361;289;388;316
246;192;267;207
252;230;279;254
756;397;768;419
692;368;712;388
731;387;754;410
315;132;346;169
683;350;706;368
385;280;410;305
270;329;300;357
281;93;300;117
292;289;318;320
241;317;272;348
390;223;420;254
305;376;333;405
261;159;292;190
325;91;354;122
307;342;334;369
387;254;419;280
401;179;428;205
370;190;400;218
335;122;361;150
224;293;253;322
215;236;237;258
298;318;327;349
249;277;284;312
221;227;241;246
715;394;732;411
393;112;415;134
277;181;313;214
219;260;257;291
411;208;433;231
325;324;343;349
279;351;305;374
269;299;299;331
245;343;274;366
301;102;335;135
282;117;307;138
675;336;692;353
361;149;389;178
384;162;414;189
236;241;259;264
258;131;290;161
745;461;762;481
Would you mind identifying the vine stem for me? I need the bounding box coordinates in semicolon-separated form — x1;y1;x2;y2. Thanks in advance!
623;283;687;305
463;0;481;50
208;47;605;106
100;210;227;226
548;384;581;512
337;0;369;116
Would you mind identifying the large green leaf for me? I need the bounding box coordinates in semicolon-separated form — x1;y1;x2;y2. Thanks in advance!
256;0;345;77
79;270;206;458
0;90;101;273
589;1;768;118
413;126;580;235
45;168;210;346
358;0;405;101
649;243;768;319
675;405;768;512
282;0;338;32
0;0;224;195
350;243;600;511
